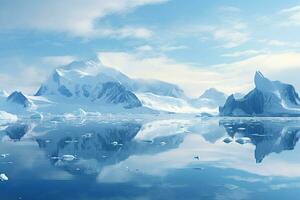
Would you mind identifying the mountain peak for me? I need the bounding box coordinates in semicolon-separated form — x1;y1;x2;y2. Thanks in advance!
199;88;227;100
7;91;32;108
254;71;274;91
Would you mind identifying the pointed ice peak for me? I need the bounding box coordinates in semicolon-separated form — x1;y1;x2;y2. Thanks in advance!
254;71;274;91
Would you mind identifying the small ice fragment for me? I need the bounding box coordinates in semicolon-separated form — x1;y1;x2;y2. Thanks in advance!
223;138;233;144
111;141;123;146
61;155;76;161
160;141;166;146
0;153;9;158
0;173;8;181
82;133;93;139
235;138;251;144
65;140;78;144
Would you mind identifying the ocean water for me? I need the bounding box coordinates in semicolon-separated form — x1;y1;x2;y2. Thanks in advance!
0;117;300;200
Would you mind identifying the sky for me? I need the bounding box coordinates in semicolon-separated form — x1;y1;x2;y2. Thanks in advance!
1;0;300;97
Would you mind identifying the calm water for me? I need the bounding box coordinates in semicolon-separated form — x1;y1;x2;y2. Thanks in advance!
0;117;300;200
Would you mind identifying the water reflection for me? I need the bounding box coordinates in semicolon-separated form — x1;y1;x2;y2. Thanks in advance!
33;121;184;175
220;119;300;163
0;118;300;199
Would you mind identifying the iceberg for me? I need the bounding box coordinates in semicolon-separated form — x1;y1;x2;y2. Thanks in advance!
0;173;8;181
220;71;300;116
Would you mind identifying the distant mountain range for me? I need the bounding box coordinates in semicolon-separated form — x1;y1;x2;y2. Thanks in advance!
0;57;226;116
1;57;300;117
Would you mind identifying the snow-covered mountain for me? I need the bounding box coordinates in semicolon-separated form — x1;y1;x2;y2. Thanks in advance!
30;57;189;113
0;57;227;116
220;71;300;116
35;57;184;99
191;88;227;109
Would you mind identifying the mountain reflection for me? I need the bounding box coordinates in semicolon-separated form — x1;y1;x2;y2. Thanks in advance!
220;119;300;163
2;123;31;140
33;121;185;175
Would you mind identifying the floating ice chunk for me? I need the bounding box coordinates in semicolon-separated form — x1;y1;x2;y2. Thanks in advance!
235;137;251;144
223;138;233;144
61;155;76;161
65;139;78;144
160;141;166;146
111;141;123;146
30;113;43;120
0;173;8;181
73;108;87;117
0;154;9;158
82;133;93;139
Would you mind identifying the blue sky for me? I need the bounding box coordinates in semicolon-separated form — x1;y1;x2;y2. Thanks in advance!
1;0;300;96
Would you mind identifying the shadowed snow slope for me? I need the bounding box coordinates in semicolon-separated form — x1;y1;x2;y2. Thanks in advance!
220;71;300;116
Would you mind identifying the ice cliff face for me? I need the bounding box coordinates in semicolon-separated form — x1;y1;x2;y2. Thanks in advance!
220;71;300;116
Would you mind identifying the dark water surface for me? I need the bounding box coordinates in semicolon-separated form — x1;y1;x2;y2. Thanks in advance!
0;117;300;200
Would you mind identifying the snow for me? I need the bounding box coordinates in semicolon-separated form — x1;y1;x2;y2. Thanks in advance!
221;71;300;116
0;173;8;181
0;111;18;122
136;92;217;114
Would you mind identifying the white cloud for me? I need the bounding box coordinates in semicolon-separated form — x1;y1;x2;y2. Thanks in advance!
212;28;250;48
136;45;154;52
41;56;76;66
279;5;300;26
222;49;267;57
218;6;241;13
98;51;300;97
260;39;300;48
160;45;188;51
179;21;250;48
0;0;166;39
0;67;47;94
0;55;77;94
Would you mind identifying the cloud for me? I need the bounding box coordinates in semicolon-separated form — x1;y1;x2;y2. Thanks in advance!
179;21;250;48
218;6;241;13
212;28;250;48
279;5;300;26
0;55;77;94
98;51;300;96
160;45;188;51
260;39;300;48
41;56;77;66
222;50;267;57
0;0;166;39
136;45;154;52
